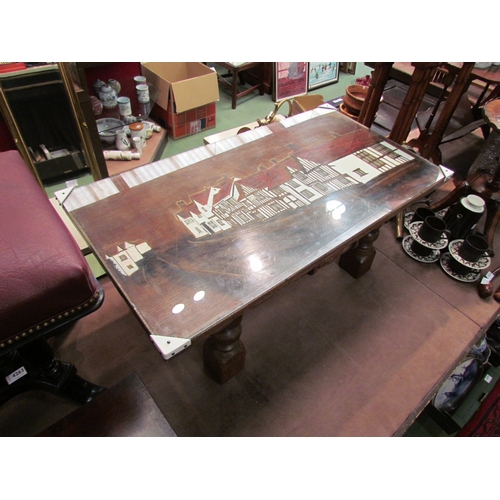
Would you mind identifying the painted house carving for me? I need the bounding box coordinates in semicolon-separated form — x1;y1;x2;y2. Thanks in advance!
176;141;413;238
106;241;152;276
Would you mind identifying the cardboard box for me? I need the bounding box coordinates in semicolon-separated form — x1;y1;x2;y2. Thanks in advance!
150;101;217;140
291;94;324;115
140;62;219;140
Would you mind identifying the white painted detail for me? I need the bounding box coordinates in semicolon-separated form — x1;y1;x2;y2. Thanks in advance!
106;241;151;276
150;335;191;360
330;155;381;184
394;148;414;161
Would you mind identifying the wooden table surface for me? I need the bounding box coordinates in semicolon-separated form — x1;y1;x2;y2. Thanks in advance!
62;109;448;379
484;98;500;131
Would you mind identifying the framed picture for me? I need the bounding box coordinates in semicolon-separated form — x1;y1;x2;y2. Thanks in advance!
274;62;308;101
308;62;339;90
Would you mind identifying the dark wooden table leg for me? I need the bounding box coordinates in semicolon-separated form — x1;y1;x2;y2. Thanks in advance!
203;316;246;383
258;63;264;96
338;228;380;278
388;63;439;145
232;68;238;110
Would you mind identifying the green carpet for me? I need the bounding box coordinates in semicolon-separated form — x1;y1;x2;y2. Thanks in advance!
85;253;106;279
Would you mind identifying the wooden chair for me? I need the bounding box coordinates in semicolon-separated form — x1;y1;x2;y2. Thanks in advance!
407;64;486;164
408;94;486;164
216;63;264;109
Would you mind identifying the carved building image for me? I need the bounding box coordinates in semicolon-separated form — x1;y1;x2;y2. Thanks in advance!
106;241;152;276
176;141;413;238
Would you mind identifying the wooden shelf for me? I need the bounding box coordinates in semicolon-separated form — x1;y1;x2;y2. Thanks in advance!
105;121;167;177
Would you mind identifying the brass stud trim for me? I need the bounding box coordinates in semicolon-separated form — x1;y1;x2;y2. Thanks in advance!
0;289;101;349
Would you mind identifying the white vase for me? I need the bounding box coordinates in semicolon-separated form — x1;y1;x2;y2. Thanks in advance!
115;128;130;150
99;85;118;109
108;78;121;95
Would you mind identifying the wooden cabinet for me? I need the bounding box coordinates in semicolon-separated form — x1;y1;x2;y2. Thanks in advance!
0;63;107;187
0;62;169;187
70;62;168;177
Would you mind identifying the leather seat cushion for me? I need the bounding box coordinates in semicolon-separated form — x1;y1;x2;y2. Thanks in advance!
0;150;99;343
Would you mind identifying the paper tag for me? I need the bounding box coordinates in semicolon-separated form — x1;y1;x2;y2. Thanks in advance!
481;271;495;284
484;374;493;383
5;366;27;385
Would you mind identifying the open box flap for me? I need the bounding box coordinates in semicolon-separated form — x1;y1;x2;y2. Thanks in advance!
170;71;219;113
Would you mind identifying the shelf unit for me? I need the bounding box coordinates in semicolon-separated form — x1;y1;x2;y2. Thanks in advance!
69;62;168;178
0;62;169;189
0;63;107;187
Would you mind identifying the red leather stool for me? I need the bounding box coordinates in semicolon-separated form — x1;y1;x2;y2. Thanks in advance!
0;150;105;406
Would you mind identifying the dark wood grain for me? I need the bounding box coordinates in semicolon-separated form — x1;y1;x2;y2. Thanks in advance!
64;110;447;379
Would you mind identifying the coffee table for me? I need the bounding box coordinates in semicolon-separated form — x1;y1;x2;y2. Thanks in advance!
60;109;450;383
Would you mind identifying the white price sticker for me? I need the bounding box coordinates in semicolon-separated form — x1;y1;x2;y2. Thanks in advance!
484;374;493;383
5;366;27;385
481;271;495;284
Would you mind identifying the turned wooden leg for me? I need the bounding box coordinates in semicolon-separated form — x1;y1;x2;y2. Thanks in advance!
338;229;380;278
203;316;246;384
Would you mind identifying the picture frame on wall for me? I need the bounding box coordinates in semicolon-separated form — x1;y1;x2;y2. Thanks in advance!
273;62;308;101
308;62;339;91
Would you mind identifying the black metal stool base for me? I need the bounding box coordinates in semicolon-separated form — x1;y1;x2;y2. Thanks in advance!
0;339;105;406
